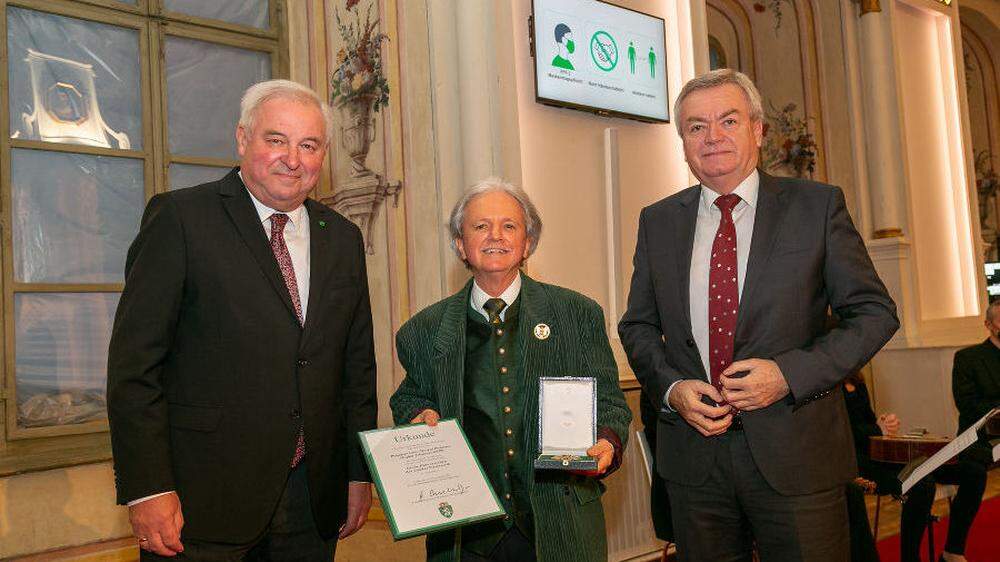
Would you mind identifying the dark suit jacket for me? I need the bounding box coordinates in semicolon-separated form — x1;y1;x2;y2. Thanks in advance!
389;275;631;562
952;339;1000;464
618;172;898;496
953;339;1000;432
107;168;377;543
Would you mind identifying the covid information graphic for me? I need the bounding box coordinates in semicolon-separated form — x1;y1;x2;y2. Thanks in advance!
590;31;618;72
532;0;669;122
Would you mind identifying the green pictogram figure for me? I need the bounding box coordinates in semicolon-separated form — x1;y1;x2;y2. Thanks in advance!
589;30;618;72
648;46;656;78
551;23;575;70
628;41;636;74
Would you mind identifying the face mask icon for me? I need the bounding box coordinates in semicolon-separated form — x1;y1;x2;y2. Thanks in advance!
552;24;576;71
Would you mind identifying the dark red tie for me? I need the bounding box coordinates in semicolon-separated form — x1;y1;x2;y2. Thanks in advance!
708;194;741;405
270;213;306;468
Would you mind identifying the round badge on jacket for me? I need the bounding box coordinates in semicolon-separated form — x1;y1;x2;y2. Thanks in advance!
534;323;551;340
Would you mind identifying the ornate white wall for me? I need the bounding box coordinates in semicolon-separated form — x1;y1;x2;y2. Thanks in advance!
4;0;994;558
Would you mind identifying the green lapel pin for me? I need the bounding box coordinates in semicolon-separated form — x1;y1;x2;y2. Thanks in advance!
318;220;326;228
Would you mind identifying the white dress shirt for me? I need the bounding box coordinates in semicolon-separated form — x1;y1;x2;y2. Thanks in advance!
470;273;522;320
665;170;759;407
243;175;311;322
128;174;313;507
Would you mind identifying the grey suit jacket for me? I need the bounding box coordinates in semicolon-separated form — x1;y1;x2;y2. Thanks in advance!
618;171;898;495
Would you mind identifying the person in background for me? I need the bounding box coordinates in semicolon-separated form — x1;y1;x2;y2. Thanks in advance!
943;300;1000;561
639;389;675;562
843;372;935;562
844;362;990;562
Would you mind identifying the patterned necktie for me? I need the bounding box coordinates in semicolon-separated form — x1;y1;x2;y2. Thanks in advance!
270;213;306;467
269;213;303;325
483;298;507;325
708;194;741;406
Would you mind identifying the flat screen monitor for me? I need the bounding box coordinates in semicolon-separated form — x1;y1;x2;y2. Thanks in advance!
531;0;669;123
986;262;1000;296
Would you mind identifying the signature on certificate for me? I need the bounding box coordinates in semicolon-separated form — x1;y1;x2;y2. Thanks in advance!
416;482;471;502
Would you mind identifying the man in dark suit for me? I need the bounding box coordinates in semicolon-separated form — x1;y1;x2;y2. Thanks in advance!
939;302;1000;562
107;79;377;560
618;69;899;561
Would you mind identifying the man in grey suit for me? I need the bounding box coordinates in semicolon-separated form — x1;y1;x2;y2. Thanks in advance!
618;69;898;561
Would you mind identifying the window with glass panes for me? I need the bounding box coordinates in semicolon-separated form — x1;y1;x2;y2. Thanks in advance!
0;0;284;451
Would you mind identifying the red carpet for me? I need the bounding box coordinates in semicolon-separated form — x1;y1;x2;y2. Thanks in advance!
876;494;1000;561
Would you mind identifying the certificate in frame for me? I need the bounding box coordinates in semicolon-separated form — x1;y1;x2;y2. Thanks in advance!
535;377;598;470
358;419;506;540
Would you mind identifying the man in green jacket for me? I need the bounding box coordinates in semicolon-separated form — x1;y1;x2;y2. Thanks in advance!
390;178;631;562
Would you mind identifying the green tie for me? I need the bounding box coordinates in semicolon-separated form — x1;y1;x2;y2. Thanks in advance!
483;298;507;325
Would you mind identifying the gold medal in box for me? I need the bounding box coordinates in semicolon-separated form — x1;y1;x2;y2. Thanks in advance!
534;377;597;471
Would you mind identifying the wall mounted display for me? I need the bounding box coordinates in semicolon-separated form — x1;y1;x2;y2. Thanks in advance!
530;0;669;123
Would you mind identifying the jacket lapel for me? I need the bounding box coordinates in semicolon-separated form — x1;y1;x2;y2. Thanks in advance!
674;188;700;337
219;169;299;324
300;199;337;343
431;280;473;417
517;275;558;387
735;172;788;337
516;275;556;462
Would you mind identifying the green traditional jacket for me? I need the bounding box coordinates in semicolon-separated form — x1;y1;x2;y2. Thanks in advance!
390;274;631;562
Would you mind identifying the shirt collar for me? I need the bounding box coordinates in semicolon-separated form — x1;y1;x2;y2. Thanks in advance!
470;272;522;321
238;170;307;229
699;168;760;210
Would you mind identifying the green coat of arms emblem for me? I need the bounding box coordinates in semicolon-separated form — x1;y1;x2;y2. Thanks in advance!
438;501;454;518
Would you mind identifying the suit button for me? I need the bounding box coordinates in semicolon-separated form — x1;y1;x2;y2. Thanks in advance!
290;409;301;419
297;359;309;367
686;339;696;347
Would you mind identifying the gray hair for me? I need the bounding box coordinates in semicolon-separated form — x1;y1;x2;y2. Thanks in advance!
448;177;543;264
673;68;763;135
239;79;334;144
986;299;1000;323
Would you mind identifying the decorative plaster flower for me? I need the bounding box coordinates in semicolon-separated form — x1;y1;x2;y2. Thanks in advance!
351;72;365;92
762;102;817;178
754;0;791;33
330;0;390;112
